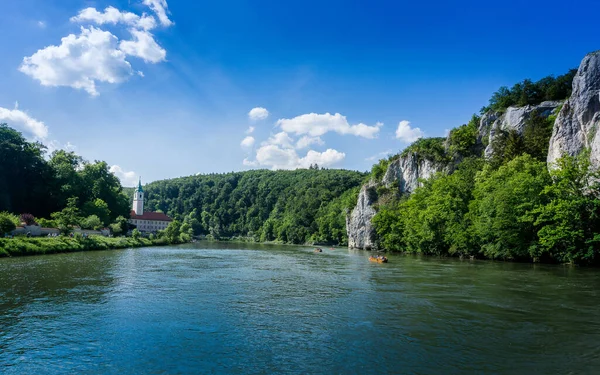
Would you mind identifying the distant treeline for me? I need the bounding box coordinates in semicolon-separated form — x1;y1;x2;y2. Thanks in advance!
143;168;365;245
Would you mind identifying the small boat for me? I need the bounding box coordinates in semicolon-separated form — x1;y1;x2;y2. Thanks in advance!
314;248;323;253
369;255;388;263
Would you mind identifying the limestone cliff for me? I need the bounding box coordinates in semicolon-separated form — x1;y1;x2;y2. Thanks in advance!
480;101;561;158
346;181;377;250
548;51;600;169
347;151;446;250
347;51;596;251
382;152;446;193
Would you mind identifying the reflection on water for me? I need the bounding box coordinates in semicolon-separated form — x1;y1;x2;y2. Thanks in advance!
1;242;599;374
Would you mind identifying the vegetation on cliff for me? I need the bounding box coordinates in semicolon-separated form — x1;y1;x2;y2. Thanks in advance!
369;66;600;265
481;69;576;113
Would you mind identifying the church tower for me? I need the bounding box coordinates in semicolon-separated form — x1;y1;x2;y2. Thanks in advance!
132;177;144;215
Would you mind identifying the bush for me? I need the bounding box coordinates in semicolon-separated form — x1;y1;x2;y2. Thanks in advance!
19;213;37;226
0;212;19;235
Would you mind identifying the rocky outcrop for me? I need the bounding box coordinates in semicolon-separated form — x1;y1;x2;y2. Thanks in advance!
346;181;377;250
347;152;446;249
382;153;446;193
548;51;600;169
481;101;561;158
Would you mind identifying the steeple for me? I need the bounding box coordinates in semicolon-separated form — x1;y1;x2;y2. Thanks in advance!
132;177;144;215
136;177;144;193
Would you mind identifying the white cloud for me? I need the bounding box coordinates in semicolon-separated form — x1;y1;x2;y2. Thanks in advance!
277;113;382;139
366;149;393;161
70;6;157;30
296;135;324;149
0;106;48;139
143;0;173;27
110;165;137;186
263;131;294;148
241;136;255;148
119;29;166;63
38;21;46;28
242;158;258;167
250;144;345;170
245;126;255;134
248;107;269;121
46;140;77;154
395;120;424;143
19;26;133;96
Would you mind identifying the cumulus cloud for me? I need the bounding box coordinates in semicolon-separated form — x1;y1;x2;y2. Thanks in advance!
395;120;424;143
19;27;133;96
263;131;294;148
70;6;157;30
143;0;173;27
241;136;255;148
248;107;269;121
245;126;255;134
21;2;172;96
38;21;46;28
119;29;166;63
296;135;324;149
110;165;138;186
277;113;382;139
251;144;345;170
0;105;49;139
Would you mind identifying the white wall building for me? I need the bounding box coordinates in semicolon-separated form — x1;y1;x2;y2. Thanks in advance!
129;179;172;232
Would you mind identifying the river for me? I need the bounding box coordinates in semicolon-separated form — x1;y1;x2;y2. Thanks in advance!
1;242;599;374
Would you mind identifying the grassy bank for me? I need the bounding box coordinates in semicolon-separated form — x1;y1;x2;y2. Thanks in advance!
0;236;171;257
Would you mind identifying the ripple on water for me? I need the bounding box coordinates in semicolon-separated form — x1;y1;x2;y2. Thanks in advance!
1;244;600;374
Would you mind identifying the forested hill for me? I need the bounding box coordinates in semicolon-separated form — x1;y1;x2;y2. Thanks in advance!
141;168;366;245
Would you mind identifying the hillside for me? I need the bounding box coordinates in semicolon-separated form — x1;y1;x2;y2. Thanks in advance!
141;168;365;245
348;51;600;264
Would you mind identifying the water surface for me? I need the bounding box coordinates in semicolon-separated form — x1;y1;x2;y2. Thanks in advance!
1;242;599;374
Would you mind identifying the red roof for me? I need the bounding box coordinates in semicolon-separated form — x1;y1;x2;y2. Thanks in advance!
130;210;173;221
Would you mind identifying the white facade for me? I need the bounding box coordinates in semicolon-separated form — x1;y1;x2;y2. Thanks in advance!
130;219;170;232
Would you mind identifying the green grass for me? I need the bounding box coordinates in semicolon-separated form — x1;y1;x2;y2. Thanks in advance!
0;236;167;257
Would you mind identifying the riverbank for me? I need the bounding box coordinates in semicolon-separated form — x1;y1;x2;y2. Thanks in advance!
0;236;171;257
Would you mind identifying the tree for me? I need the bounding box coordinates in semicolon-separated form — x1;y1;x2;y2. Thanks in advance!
469;155;551;260
110;215;129;236
81;215;103;230
179;222;193;242
132;228;141;239
164;220;182;243
532;152;600;264
81;198;111;225
51;197;82;234
0;212;18;235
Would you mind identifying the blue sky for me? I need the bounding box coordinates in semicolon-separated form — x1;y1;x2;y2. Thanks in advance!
1;0;599;186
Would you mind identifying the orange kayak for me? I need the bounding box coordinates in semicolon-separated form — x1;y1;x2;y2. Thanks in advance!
369;256;388;263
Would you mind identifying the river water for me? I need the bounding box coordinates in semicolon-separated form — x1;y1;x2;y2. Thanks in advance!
1;242;599;374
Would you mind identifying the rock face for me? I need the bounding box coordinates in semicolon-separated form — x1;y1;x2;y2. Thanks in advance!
548;51;600;169
346;181;377;250
481;101;562;158
347;152;446;250
382;153;446;193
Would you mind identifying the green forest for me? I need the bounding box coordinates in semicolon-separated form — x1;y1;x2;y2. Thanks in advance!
369;71;600;265
141;168;364;245
2;66;599;264
0;123;132;235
